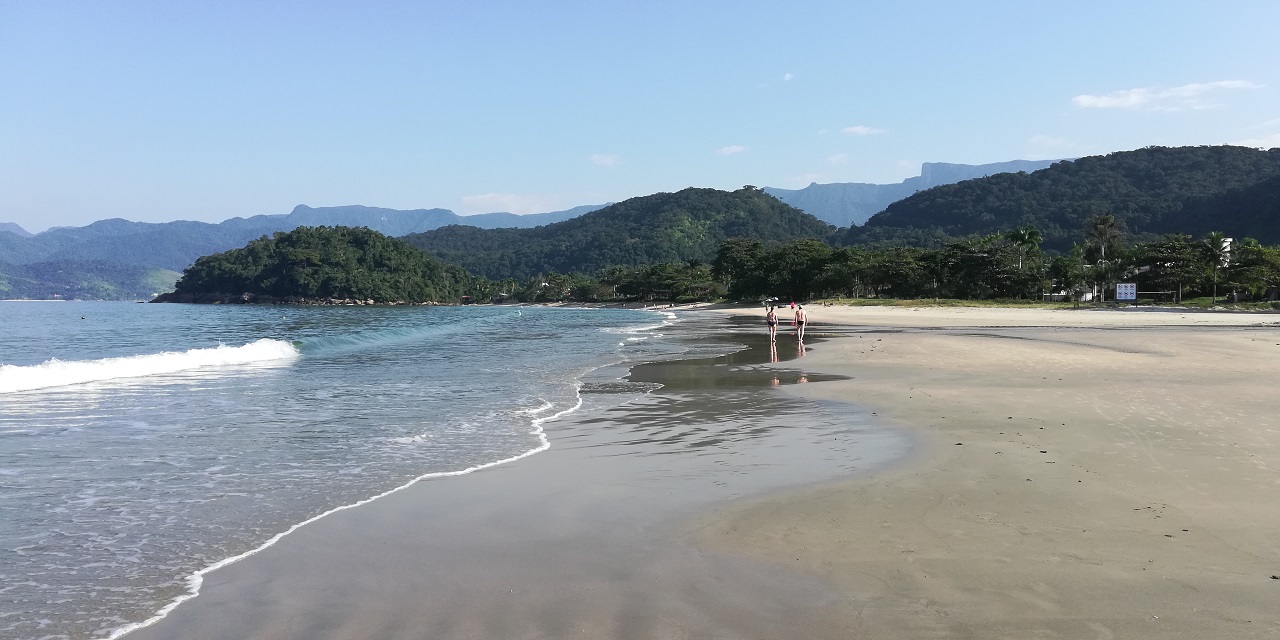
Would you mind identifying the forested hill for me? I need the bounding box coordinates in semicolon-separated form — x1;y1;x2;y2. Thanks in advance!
1159;173;1280;241
153;226;474;303
401;187;836;280
843;146;1280;249
0;260;180;301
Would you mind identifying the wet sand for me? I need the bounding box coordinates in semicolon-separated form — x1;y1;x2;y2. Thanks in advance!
123;320;909;639
694;305;1280;638
121;306;1280;639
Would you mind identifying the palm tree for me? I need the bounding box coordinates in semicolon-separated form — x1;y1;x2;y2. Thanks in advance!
1085;215;1123;301
1203;231;1229;304
1085;214;1122;262
1005;225;1043;271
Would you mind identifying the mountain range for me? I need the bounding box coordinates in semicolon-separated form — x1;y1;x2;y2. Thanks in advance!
0;160;1050;299
764;159;1059;227
18;151;1266;301
0;204;607;299
0;159;1052;267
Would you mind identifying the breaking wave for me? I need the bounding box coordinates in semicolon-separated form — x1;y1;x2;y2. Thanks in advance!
0;339;299;393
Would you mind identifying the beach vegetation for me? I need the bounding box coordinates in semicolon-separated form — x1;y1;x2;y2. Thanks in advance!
706;226;1280;307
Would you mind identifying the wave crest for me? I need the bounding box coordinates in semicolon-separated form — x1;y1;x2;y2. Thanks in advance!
0;339;300;393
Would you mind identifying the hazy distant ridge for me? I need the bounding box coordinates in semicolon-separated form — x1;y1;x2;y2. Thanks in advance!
0;222;32;238
0;204;608;272
223;203;605;237
765;159;1060;227
0;204;604;299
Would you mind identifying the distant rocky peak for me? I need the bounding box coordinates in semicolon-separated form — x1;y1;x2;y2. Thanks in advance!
1;222;34;237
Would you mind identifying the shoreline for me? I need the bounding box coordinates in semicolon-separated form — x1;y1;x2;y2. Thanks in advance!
107;394;571;640
4;304;696;640
118;313;910;640
113;305;1280;638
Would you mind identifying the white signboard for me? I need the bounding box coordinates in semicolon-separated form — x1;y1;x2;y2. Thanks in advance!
1116;283;1137;301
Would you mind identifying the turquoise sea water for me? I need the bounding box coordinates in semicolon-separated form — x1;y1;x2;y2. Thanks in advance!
0;302;718;640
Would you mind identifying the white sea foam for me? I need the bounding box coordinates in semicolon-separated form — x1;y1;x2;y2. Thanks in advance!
599;308;680;336
0;339;299;394
107;385;581;640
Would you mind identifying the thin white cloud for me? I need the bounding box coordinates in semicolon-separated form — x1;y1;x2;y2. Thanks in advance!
828;153;848;164
1029;134;1069;147
786;173;826;187
1232;132;1280;149
783;72;794;82
460;193;560;215
1073;80;1263;111
716;145;748;156
590;153;620;167
843;125;888;136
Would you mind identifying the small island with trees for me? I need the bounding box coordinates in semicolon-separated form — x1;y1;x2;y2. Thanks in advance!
152;226;478;304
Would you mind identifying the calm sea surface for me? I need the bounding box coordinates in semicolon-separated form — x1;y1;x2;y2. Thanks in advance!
0;302;726;640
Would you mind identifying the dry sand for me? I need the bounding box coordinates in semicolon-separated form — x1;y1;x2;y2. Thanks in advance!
693;305;1280;638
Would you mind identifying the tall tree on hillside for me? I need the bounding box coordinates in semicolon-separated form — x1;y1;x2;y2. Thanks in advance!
1005;225;1043;271
864;247;932;298
1202;231;1229;304
763;239;832;301
1227;238;1280;301
1085;214;1123;262
1131;234;1199;303
712;237;767;300
820;247;872;298
1084;214;1124;301
1005;225;1045;298
1047;246;1088;305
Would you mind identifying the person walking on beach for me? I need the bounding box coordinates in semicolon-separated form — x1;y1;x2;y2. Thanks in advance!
794;304;808;341
766;306;778;342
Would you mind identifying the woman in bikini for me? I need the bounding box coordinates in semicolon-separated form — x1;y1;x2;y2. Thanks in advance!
765;306;778;342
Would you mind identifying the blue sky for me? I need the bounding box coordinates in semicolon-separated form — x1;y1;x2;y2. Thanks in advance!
3;1;1278;232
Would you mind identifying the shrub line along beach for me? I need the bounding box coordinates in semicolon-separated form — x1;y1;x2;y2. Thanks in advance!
120;305;1279;640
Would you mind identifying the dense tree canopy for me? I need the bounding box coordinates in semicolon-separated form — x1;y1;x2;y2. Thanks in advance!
160;226;476;303
843;146;1280;249
403;187;836;280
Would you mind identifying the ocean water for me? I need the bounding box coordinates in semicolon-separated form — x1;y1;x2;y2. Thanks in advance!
0;302;724;640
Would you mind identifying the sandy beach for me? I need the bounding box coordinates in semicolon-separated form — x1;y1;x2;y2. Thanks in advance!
694;305;1280;638
122;318;905;640
122;306;1280;639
